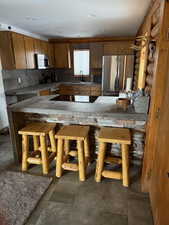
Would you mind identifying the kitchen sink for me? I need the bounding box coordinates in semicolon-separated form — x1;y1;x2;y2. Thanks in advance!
50;95;98;103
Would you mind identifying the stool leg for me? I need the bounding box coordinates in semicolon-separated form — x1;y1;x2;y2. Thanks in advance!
56;138;64;177
95;142;106;182
22;135;29;171
64;139;70;161
64;139;70;155
121;144;129;187
77;140;85;181
33;136;39;151
84;137;90;165
49;130;57;153
40;135;49;175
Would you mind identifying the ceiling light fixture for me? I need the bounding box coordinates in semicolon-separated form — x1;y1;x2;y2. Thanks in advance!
25;17;40;21
88;14;96;18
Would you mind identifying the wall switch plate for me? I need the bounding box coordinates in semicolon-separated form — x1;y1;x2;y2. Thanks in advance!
17;77;22;84
167;28;169;40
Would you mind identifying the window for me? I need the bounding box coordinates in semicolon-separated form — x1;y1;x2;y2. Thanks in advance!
73;50;90;76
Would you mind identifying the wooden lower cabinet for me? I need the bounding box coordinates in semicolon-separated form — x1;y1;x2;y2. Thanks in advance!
59;84;101;96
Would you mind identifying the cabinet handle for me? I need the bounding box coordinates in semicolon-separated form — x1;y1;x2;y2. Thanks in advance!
155;107;160;119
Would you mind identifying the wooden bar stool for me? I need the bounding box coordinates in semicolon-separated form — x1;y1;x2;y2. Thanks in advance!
55;125;90;181
18;122;57;175
95;127;131;187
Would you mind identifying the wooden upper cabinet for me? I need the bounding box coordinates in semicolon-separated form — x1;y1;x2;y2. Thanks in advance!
103;41;134;55
54;43;71;68
0;31;53;70
48;43;55;67
12;32;27;69
24;36;35;69
41;41;48;56
0;31;15;69
34;39;42;54
0;31;27;69
90;43;103;69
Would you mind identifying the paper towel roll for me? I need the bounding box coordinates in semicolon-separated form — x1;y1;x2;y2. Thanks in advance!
126;78;132;92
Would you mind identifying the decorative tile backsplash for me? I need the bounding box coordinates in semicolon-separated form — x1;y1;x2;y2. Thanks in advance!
54;68;102;83
2;68;102;92
2;69;55;91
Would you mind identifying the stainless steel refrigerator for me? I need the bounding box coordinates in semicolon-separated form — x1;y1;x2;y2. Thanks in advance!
102;55;134;96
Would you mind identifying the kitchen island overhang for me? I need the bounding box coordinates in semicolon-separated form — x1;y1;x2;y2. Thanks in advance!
7;95;147;163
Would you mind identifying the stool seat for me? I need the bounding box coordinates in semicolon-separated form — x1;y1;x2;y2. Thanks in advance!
55;125;90;140
55;125;90;181
98;127;131;145
19;122;56;136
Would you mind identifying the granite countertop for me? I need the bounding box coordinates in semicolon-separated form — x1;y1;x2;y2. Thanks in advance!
5;83;60;96
8;95;147;124
6;82;101;96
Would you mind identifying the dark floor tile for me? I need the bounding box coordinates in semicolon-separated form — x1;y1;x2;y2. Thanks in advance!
50;189;75;204
96;212;128;225
56;171;82;185
35;202;72;225
70;207;128;225
128;192;153;225
73;177;128;216
48;176;81;204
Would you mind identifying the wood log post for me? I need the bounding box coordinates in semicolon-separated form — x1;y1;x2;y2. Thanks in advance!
77;140;86;181
147;63;154;75
22;135;29;171
40;135;49;175
152;8;160;26
146;75;153;87
151;23;160;38
95;142;106;182
56;138;64;177
121;144;129;187
145;86;152;95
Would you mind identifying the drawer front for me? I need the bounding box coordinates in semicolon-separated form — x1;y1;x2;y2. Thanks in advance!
59;89;73;95
91;91;101;96
91;86;101;91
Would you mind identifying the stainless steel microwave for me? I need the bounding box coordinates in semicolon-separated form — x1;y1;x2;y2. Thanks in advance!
35;54;49;69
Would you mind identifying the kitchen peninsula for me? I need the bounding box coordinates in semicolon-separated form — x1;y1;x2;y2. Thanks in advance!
8;95;147;163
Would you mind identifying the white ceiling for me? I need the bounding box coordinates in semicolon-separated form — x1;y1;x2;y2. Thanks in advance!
0;0;151;39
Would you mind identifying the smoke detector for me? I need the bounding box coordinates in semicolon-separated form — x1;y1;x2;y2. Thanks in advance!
0;24;12;31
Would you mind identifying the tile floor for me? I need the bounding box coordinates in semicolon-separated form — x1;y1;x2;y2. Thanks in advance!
0;134;154;225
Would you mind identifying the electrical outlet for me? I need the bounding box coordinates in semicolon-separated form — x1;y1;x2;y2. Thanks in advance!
17;77;22;84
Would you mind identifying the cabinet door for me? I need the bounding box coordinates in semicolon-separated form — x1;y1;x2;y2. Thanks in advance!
54;43;71;68
48;43;55;67
41;41;48;56
149;78;169;225
90;43;103;69
24;36;35;69
90;85;101;96
34;39;42;54
0;31;15;69
103;41;134;55
12;33;27;69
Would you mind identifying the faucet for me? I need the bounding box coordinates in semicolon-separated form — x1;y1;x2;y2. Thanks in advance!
80;70;85;82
